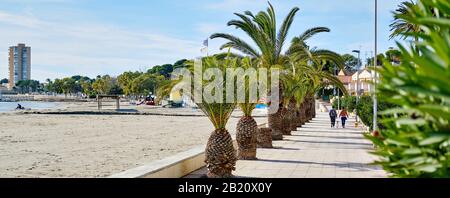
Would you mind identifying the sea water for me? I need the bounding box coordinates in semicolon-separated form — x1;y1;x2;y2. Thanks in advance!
0;101;58;113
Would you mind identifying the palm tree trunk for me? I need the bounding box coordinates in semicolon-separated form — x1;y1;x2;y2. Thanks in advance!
205;129;237;178
288;100;298;132
268;84;284;140
309;96;316;119
289;111;298;132
305;97;311;121
305;96;314;121
257;127;273;148
298;101;307;127
312;98;317;118
281;106;292;135
268;103;284;140
236;116;258;160
295;108;302;127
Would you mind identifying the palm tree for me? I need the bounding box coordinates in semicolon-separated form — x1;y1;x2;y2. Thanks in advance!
286;43;346;129
159;55;238;178
284;26;345;127
235;58;260;160
390;1;420;41
210;2;298;66
281;72;308;133
210;4;342;139
210;3;299;140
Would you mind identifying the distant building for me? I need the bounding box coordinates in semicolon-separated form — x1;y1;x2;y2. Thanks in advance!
8;43;31;90
351;69;376;95
338;67;379;96
337;70;353;92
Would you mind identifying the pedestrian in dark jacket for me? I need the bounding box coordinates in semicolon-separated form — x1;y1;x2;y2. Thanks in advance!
329;107;337;128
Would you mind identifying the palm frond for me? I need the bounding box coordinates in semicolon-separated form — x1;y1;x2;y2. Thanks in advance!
297;27;330;42
277;7;300;57
210;33;260;57
211;2;299;67
310;49;345;70
390;0;421;40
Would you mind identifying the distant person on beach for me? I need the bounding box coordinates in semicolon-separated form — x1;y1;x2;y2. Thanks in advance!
340;107;349;128
329;107;337;128
16;104;24;110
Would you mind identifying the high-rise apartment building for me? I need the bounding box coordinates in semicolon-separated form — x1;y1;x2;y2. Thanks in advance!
8;43;31;89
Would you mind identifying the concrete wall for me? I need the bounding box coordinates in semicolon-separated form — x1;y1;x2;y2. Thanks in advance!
108;146;206;178
109;139;245;178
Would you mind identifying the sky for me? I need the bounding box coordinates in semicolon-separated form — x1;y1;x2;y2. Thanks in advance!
0;0;406;81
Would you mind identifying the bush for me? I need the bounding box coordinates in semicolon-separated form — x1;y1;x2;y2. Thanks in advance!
332;95;396;130
356;96;396;131
366;0;450;178
332;96;356;111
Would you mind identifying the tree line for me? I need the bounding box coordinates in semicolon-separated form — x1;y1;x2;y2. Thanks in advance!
8;59;187;98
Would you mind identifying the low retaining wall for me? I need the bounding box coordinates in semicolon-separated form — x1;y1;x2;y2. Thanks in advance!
108;146;206;178
108;128;264;178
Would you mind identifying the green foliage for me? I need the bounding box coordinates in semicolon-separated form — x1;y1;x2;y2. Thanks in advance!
130;73;165;96
385;48;402;64
108;84;123;95
389;0;421;41
60;77;77;96
92;75;113;95
235;57;259;117
147;59;187;78
287;33;347;102
357;96;397;131
0;78;8;84
368;0;450;178
211;2;346;116
164;56;238;129
210;2;299;67
341;54;360;73
79;78;94;97
15;80;41;93
331;95;396;130
45;76;93;96
118;71;142;96
332;96;357;111
147;64;173;78
366;53;386;66
173;59;188;69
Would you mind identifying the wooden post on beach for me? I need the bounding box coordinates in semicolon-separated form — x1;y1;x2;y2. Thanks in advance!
97;95;102;110
97;95;120;110
116;97;120;110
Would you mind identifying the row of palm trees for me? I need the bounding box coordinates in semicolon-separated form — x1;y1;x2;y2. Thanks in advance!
161;3;347;178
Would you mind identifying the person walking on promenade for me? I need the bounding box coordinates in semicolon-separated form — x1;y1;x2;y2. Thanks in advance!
329;107;337;128
340;107;349;128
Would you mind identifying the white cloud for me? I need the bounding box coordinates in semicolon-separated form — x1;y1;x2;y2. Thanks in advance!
0;11;45;28
0;0;407;81
0;10;201;81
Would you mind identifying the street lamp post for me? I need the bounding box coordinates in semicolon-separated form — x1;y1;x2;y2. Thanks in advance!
373;0;379;132
334;65;340;111
352;50;361;124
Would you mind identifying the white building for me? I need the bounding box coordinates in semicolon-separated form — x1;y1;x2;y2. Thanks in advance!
338;67;380;96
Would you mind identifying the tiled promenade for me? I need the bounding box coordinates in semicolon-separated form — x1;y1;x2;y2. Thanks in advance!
188;109;387;178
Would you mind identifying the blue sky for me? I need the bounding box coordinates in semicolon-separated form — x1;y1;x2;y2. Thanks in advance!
0;0;405;81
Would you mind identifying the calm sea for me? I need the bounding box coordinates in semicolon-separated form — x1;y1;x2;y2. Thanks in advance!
0;101;58;113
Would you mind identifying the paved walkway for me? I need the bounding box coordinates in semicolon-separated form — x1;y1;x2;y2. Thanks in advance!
188;108;387;178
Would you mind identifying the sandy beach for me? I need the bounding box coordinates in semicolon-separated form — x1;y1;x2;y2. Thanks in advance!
0;102;267;178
